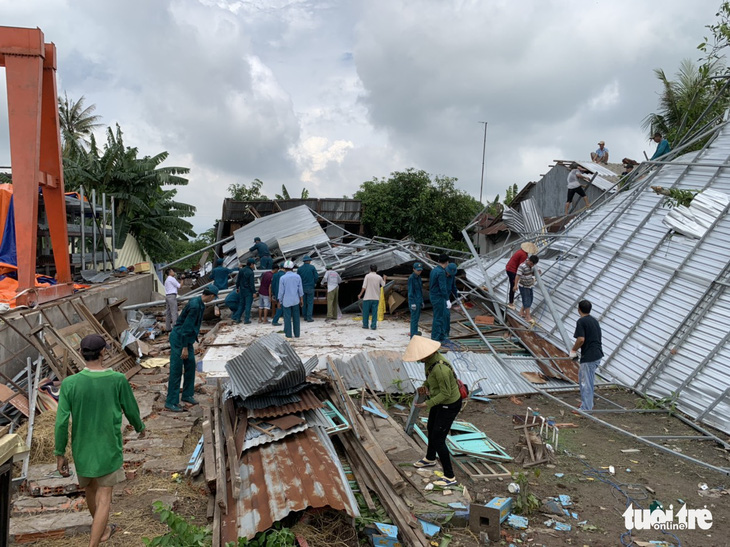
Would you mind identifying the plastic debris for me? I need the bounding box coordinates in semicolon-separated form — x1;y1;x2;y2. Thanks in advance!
554;473;564;478
559;494;572;506
447;502;467;510
508;482;520;494
418;520;441;538
554;522;572;531
507;514;528;529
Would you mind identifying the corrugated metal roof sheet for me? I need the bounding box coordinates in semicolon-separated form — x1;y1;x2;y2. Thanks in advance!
471;123;730;434
231;205;329;258
237;428;359;539
243;422;309;451
250;389;324;418
225;333;313;402
336;349;573;397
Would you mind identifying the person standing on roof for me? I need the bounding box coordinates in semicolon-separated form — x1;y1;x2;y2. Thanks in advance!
55;334;146;546
429;254;450;342
505;242;537;310
570;300;603;412
565;162;592;215
590;141;609;164
358;264;386;330
166;286;218;411
163;268;181;332
408;262;425;337
232;258;256;324
403;335;462;488
278;260;303;338
444;263;459;340
321;264;342;321
270;263;284;326
514;255;539;324
210;258;233;292
249;237;273;269
258;265;273;323
650;132;671;160
297;256;318;322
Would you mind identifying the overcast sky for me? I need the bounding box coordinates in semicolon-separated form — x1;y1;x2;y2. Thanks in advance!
0;0;724;234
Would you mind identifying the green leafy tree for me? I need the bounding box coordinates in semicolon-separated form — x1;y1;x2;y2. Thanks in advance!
642;59;730;148
58;93;102;158
485;194;502;217
274;184;309;199
354;169;482;250
698;2;730;65
64;125;195;262
228;179;267;200
504;183;519;206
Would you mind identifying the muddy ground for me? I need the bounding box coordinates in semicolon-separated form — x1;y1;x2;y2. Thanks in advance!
422;387;730;547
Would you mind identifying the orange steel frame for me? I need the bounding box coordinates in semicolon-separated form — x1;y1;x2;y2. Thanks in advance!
0;26;73;305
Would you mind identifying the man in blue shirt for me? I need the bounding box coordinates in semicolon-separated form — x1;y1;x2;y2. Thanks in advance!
297;255;318;322
590;141;609;164
232;258;256;324
444;262;459;339
249;237;273;269
278;260;304;338
270;264;284;326
166;286;218;411
650;132;671;160
210;258;233;291
429;254;450;342
408;262;424;337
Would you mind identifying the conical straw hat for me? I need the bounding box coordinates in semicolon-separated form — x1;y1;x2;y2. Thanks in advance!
521;242;538;255
403;336;442;362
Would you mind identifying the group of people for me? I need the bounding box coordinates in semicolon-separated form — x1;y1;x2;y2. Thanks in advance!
505;242;604;413
567;134;673;214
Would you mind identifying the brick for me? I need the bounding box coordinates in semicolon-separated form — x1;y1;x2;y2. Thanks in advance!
10;512;93;543
469;503;501;542
12;495;86;516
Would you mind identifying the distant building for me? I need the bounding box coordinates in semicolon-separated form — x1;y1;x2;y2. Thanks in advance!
216;198;363;242
475;161;620;254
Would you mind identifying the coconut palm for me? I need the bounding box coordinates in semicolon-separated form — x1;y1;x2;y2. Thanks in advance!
642;59;730;148
58;93;103;158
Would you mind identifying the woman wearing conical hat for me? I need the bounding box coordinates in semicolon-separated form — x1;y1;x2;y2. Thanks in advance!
403;336;462;487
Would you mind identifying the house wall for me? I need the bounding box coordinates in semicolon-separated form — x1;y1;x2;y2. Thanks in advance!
522;165;608;217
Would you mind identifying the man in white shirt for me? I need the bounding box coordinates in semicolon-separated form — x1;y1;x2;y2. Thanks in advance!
565;163;592;215
321;265;342;321
358;265;386;330
164;268;181;331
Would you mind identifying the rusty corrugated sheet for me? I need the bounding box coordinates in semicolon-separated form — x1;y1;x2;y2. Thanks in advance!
237;429;358;539
249;389;324;418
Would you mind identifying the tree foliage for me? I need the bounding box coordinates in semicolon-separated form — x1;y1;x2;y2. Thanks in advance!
354;169;482;250
58;93;102;158
274;184;310;200
228;179;267;200
698;2;730;65
64;125;195;262
505;183;519;205
642;59;730;148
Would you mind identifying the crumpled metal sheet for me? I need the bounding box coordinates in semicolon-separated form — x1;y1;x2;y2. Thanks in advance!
225;334;315;403
237;429;359;539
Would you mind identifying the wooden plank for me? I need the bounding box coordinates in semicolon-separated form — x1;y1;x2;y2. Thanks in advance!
213;386;228;513
212;497;221;547
345;452;376;511
367;397;424;455
202;405;217;493
222;397;241;499
0;384;30;417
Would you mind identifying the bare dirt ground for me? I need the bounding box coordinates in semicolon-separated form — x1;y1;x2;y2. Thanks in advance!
422;387;730;547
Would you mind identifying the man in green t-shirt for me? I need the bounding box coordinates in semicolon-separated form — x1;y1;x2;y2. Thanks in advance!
55;334;146;546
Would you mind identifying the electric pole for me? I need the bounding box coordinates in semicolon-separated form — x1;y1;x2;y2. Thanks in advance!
479;121;488;203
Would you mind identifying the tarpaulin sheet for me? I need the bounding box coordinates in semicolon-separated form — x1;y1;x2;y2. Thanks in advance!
0;184;16;273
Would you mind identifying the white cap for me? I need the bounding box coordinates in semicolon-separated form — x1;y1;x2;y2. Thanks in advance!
283;260;295;269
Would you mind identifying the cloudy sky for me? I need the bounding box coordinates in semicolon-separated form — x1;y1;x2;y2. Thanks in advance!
0;0;724;234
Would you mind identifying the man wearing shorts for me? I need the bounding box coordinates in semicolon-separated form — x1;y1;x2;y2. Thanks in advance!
258;265;273;323
513;255;539;324
565;162;591;215
55;334;145;546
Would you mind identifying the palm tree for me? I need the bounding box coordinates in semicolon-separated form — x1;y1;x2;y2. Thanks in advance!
58;93;103;158
642;59;730;148
64;125;195;261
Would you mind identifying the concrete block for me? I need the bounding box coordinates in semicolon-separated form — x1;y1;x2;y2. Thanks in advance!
124;436;185;454
469;503;501;542
141;455;190;475
25;464;83;497
10;512;93;543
